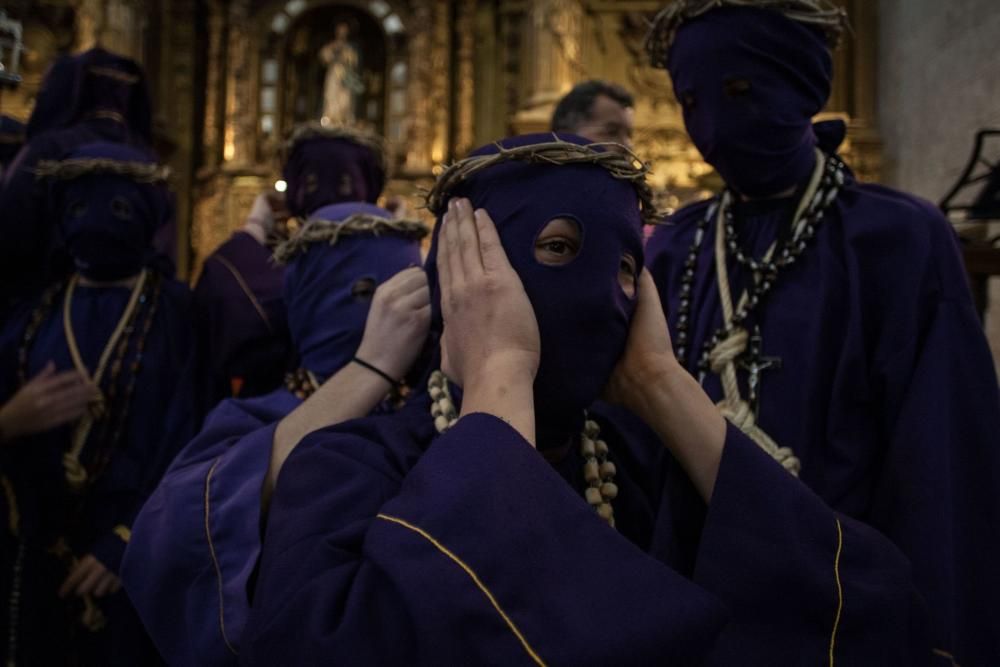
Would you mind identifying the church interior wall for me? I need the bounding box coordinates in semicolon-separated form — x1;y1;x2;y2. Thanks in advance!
3;0;998;372
878;0;1000;374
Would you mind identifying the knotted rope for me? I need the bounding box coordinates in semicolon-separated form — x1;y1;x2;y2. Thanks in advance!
704;150;826;476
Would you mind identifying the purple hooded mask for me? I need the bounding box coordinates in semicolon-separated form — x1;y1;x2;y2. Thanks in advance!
283;202;422;378
282;136;385;219
666;7;833;197
426;133;645;445
49;142;171;281
26;48;153;146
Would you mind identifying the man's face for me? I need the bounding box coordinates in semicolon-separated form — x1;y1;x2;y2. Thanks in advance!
573;94;634;150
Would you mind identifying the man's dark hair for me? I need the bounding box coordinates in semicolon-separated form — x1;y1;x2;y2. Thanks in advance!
551;80;635;133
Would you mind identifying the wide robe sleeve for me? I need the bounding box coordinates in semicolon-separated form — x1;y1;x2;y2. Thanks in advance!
847;195;1000;666
693;425;932;666
865;293;1000;665
121;394;293;666
243;413;728;666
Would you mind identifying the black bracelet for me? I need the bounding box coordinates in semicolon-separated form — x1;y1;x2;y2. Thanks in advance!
352;356;398;386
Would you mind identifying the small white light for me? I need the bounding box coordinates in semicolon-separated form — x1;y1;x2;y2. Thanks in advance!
274;179;287;192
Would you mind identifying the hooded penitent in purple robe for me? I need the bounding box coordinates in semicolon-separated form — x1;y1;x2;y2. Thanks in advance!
193;230;291;413
121;201;423;666
192;130;387;415
645;7;1000;665
0;49;157;307
0;142;196;665
237;133;934;666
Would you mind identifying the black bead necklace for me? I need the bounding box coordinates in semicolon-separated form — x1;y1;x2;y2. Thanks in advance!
671;154;847;373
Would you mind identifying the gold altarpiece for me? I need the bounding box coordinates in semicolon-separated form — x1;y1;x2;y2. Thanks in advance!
1;0;881;280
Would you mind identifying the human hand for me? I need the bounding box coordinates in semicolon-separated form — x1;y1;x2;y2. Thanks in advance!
604;270;681;420
437;198;540;389
355;266;431;381
384;194;414;220
0;362;100;444
58;554;121;599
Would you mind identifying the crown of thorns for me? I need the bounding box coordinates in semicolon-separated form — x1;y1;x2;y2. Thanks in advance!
645;0;848;67
274;213;429;265
33;158;171;184
425;136;660;226
283;122;388;172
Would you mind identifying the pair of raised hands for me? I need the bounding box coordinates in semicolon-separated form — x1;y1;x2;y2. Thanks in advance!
436;198;681;431
434;199;724;498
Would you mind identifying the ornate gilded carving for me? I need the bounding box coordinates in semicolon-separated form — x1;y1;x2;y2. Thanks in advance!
512;0;583;134
454;0;476;158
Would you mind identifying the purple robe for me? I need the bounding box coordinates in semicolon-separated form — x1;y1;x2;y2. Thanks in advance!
122;203;423;664
0;115;25;175
0;275;196;665
121;389;300;666
240;392;930;664
646;177;1000;664
242;134;934;664
193;232;291;413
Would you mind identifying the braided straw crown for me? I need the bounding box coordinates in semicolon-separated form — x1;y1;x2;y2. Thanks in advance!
33;158;171;184
645;0;849;68
425;135;660;226
283;122;388;173
273;213;430;265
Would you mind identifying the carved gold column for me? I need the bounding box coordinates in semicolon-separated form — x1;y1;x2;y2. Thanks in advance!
74;0;145;59
202;0;227;170
454;0;477;158
843;0;881;182
430;0;452;165
403;3;433;173
223;0;253;166
156;0;198;279
512;0;583;134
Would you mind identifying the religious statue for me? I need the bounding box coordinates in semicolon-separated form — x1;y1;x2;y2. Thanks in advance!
319;22;363;126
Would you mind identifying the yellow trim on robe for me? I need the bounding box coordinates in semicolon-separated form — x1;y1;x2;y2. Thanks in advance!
113;525;132;543
205;457;239;656
212;253;274;334
376;513;546;666
829;517;844;666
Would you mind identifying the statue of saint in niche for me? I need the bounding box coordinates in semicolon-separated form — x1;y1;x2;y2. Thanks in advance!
319;22;364;126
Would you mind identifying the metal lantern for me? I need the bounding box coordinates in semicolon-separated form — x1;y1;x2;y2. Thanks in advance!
0;10;24;87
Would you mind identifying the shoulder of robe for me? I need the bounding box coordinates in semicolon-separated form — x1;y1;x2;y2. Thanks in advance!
646;198;715;263
209;388;299;431
836;182;968;300
288;401;436;483
166;389;297;472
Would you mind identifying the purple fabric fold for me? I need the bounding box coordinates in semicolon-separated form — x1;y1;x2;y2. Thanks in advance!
647;176;1000;664
193;231;291;412
122;391;299;666
244;408;727;665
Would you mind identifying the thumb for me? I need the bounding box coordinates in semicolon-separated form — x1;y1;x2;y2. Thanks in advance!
36;361;57;381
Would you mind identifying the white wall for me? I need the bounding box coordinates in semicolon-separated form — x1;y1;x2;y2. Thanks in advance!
878;0;1000;375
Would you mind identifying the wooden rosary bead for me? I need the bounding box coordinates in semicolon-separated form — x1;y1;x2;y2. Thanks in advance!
585;487;603;506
